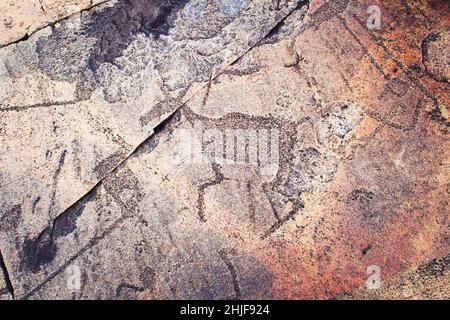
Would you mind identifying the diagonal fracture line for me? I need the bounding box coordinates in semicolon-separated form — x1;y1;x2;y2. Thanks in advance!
0;0;112;50
20;1;312;299
0;249;15;299
45;1;311;230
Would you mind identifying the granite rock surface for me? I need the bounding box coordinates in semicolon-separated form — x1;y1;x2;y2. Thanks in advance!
0;0;448;300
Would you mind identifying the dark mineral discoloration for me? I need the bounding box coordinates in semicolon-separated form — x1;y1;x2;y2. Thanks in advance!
1;0;448;301
140;267;156;291
417;254;449;278
361;244;372;256
348;189;375;204
36;0;190;99
0;205;21;232
19;108;182;275
21;226;56;274
232;255;273;299
21;187;99;273
219;250;274;299
421;32;449;83
86;0;190;72
426;100;449;132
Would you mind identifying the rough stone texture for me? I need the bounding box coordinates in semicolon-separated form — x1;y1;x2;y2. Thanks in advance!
0;0;302;268
0;277;13;300
0;0;110;47
0;0;449;300
338;254;449;299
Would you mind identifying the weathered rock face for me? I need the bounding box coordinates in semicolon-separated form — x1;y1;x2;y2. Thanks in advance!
338;255;450;299
0;0;303;261
0;251;14;300
0;0;449;300
0;0;110;47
